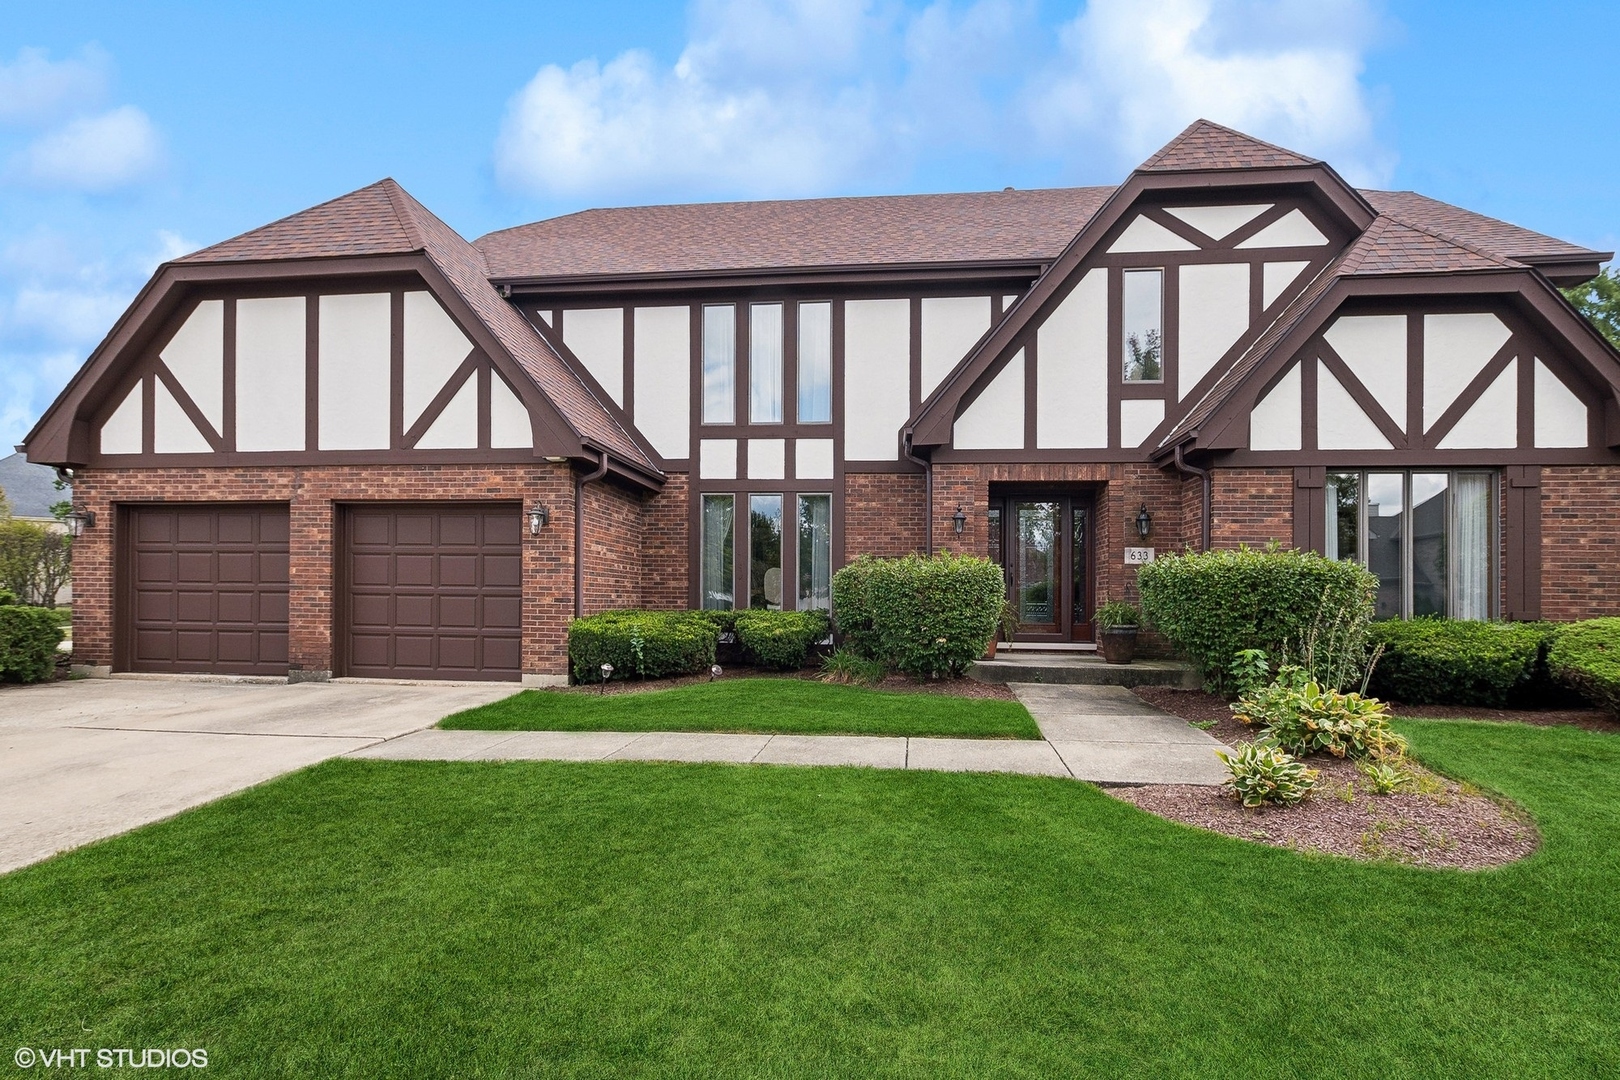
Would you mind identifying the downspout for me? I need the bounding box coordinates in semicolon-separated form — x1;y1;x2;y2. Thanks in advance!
1173;443;1212;553
573;449;610;619
902;432;932;555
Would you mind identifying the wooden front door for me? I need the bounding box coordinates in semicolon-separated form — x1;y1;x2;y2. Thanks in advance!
988;493;1094;642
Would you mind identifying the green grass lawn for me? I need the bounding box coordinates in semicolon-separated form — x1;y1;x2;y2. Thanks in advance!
438;678;1043;739
4;720;1620;1077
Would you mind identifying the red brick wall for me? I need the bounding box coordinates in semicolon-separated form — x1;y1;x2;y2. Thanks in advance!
843;471;926;560
581;478;645;613
641;472;688;609
1209;467;1293;549
69;464;576;677
1539;466;1620;621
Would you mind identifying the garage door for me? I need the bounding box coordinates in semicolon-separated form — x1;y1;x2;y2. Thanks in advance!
342;505;522;681
126;505;290;674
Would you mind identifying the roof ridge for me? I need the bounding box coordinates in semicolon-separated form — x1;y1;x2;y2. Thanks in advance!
1140;118;1319;172
379;178;426;252
1358;212;1522;271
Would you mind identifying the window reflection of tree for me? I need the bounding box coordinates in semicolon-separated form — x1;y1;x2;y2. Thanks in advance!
1125;328;1163;382
1017;502;1057;623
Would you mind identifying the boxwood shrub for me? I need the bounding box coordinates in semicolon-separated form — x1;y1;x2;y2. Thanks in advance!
567;611;716;683
1137;547;1377;693
1366;617;1559;707
0;605;63;682
831;552;1003;678
734;610;831;670
1549;618;1620;715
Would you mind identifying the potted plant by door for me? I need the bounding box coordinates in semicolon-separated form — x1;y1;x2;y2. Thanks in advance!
1094;601;1141;665
985;600;1019;659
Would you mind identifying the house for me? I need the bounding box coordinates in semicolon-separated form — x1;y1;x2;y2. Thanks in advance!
23;120;1619;683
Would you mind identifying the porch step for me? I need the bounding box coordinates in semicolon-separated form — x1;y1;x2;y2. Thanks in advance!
970;654;1202;689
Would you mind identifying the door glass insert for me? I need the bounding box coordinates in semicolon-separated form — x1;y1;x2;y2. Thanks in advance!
1071;504;1088;628
1013;501;1059;629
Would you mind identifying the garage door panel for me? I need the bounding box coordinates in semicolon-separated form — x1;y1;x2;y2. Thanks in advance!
126;505;290;675
342;504;521;681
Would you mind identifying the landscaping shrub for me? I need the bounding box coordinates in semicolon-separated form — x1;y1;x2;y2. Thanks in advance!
1094;600;1141;628
1232;666;1406;760
1137;546;1377;692
691;610;741;636
733;610;831;670
1218;740;1319;807
831;552;1004;678
567;611;716;683
818;647;887;685
1366;617;1559;707
1549;618;1620;716
0;605;63;682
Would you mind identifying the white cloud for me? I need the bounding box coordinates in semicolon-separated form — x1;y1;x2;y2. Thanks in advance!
1034;0;1392;184
0;46;109;126
494;0;1391;199
10;105;163;192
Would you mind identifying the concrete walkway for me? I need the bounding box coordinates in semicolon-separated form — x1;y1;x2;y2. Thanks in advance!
0;677;512;874
1011;683;1231;785
352;683;1230;787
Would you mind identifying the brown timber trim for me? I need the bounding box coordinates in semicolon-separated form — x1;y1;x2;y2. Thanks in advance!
402;349;480;448
1292;466;1325;552
151;361;225;451
1504;465;1542;620
499;259;1050;298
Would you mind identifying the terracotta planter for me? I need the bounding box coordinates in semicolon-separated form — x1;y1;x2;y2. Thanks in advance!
1098;626;1138;665
983;637;998;660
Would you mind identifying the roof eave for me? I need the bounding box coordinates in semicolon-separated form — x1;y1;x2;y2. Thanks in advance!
494;258;1052;297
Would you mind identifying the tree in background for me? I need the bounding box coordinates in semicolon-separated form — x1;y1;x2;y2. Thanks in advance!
1564;266;1620;348
0;520;70;607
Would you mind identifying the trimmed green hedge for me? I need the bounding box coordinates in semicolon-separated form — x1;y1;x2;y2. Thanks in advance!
0;605;62;682
734;610;831;670
1137;547;1377;693
568;611;717;684
1549;618;1620;715
831;552;1004;678
1366;618;1558;707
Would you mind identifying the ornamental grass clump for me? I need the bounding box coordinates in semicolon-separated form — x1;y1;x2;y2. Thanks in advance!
1218;740;1320;807
1232;665;1406;761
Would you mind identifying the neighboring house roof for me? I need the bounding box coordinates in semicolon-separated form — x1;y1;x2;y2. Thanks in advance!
151;180;658;476
0;452;65;519
475;187;1116;282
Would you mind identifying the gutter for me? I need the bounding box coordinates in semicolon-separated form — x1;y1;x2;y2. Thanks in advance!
1172;443;1212;553
573;448;610;618
902;432;932;555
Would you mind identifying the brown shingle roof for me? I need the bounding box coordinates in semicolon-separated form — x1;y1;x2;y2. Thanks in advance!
1362;190;1600;262
181;179;657;474
1139;119;1320;172
473;187;1114;281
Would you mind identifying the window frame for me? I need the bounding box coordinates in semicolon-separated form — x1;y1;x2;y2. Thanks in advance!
1120;267;1165;384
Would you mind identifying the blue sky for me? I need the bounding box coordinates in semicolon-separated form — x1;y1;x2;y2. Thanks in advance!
1;0;1614;447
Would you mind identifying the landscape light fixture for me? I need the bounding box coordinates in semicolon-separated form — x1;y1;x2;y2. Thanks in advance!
1135;504;1152;540
952;505;967;535
599;662;613;693
64;509;95;538
710;664;723;681
528;505;550;535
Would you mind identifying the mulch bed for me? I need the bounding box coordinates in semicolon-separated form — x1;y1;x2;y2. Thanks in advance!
1123;685;1544;869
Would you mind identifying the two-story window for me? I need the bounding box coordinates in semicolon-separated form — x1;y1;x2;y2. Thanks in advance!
699;300;834;613
1326;470;1497;620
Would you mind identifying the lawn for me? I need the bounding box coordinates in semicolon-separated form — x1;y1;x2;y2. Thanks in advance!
4;720;1620;1077
438;678;1043;739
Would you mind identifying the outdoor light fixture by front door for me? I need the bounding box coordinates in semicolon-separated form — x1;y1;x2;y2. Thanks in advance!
528;505;549;535
1136;504;1152;540
952;505;967;535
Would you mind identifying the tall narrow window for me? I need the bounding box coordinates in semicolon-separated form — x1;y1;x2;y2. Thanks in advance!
1122;269;1164;382
1411;473;1449;617
797;494;831;611
750;303;784;424
1366;473;1405;620
749;495;783;610
700;494;734;609
1452;473;1493;620
798;301;832;423
702;305;735;424
1325;472;1360;562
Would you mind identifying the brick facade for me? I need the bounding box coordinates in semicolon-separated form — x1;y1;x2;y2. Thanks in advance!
641;472;688;609
1208;467;1294;549
71;464;575;679
580;477;645;614
843;472;926;560
1539;466;1620;621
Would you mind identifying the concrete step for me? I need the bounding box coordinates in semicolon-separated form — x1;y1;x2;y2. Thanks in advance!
970;654;1201;689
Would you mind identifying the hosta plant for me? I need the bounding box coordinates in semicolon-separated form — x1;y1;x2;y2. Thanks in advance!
1232;665;1407;760
1358;760;1410;796
1218;740;1320;808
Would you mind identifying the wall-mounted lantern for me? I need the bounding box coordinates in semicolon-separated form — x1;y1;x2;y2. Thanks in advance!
1135;504;1152;540
952;505;967;535
528;505;550;535
63;509;95;538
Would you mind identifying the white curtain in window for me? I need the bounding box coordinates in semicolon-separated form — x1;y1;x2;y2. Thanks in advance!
1452;472;1492;620
750;304;784;424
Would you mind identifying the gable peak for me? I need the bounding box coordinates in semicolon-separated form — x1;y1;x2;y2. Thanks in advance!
1139;119;1320;173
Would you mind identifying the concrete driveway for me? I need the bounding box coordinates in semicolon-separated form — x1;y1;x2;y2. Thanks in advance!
0;677;514;874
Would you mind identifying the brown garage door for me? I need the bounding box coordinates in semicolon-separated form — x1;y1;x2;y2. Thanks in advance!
341;504;521;681
126;505;290;674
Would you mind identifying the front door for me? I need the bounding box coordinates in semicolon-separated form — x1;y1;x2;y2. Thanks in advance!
988;494;1093;642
